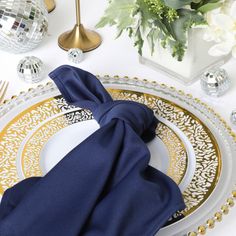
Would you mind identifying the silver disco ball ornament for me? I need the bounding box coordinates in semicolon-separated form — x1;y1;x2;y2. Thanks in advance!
68;48;84;64
0;0;48;54
231;110;236;126
200;68;230;97
17;56;45;83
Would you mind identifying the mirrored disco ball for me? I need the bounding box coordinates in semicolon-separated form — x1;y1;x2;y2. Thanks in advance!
68;48;84;64
0;0;48;53
17;56;45;83
200;68;230;97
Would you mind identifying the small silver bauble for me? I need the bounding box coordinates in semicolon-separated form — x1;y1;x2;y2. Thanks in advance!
0;0;48;54
17;56;45;83
68;48;84;64
200;68;230;97
231;110;236;126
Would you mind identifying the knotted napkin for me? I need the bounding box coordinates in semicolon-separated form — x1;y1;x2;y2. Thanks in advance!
0;65;185;236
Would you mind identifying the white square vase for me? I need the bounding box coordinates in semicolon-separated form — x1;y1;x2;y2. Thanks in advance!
140;29;230;85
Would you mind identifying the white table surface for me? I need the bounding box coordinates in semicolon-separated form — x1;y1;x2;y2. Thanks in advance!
0;0;236;235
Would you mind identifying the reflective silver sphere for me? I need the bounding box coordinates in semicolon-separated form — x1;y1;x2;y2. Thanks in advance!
200;68;230;97
0;0;48;54
17;56;45;83
68;48;84;64
231;110;236;126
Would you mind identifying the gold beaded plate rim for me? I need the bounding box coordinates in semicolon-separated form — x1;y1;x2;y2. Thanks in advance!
0;76;236;236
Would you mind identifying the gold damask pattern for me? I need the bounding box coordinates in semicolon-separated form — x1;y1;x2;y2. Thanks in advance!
0;98;60;192
22;110;93;177
149;96;221;216
21;111;187;184
22;115;69;177
109;89;221;216
156;123;187;184
0;97;75;191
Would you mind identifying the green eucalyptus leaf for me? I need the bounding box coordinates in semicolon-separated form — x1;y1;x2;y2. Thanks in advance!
136;0;157;32
163;9;205;60
162;20;177;41
134;26;144;55
96;0;137;38
198;2;222;13
147;28;160;55
153;20;166;35
162;0;193;9
96;17;116;28
172;41;186;61
191;0;221;10
170;9;205;43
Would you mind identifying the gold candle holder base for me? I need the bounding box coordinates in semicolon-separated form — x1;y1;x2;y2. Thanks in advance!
58;24;102;52
44;0;56;13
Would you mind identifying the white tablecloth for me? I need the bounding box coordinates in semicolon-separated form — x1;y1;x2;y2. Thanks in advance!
0;0;235;235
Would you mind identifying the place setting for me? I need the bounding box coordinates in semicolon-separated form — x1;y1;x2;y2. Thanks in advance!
0;1;236;236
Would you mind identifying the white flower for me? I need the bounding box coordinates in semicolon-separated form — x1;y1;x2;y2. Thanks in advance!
204;0;236;58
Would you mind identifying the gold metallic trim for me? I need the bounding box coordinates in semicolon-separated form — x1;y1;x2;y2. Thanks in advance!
21;109;93;177
156;122;188;184
0;98;60;190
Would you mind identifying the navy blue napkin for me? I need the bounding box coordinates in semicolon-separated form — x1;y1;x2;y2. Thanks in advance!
0;65;185;236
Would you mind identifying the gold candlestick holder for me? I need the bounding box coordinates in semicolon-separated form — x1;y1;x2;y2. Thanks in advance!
44;0;56;13
58;0;102;52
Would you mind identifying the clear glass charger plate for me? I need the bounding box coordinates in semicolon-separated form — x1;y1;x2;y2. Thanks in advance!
0;76;236;236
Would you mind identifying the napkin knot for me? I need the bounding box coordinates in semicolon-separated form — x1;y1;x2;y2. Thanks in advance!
93;100;158;142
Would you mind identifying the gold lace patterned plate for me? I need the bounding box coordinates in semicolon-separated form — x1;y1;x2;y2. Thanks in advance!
0;89;220;221
0;78;235;236
21;109;187;186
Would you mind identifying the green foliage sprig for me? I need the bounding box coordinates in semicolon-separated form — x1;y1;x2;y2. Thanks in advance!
144;0;179;22
97;0;221;61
